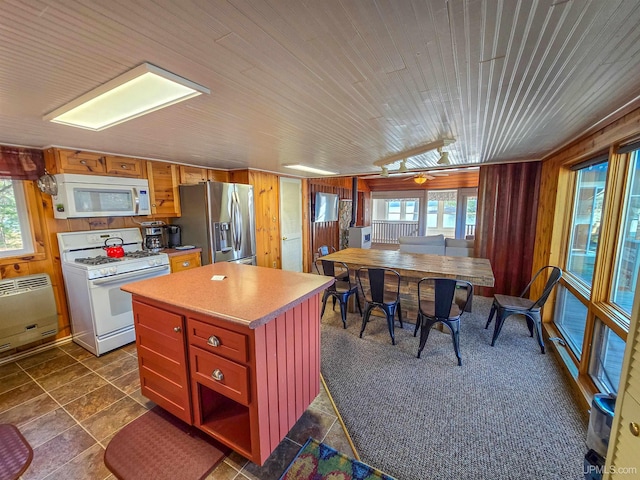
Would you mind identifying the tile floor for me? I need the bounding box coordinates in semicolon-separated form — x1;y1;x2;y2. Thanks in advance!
0;341;355;480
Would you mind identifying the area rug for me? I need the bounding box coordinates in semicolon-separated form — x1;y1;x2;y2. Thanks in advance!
280;438;396;480
104;406;228;480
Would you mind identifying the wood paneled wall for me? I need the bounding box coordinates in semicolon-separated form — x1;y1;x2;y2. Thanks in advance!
365;170;479;191
475;161;542;297
230;170;281;269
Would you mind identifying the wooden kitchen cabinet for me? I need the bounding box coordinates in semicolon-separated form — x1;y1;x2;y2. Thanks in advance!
105;155;142;177
46;148;107;174
44;148;142;177
133;300;191;423
169;251;201;273
146;161;181;217
179;165;208;185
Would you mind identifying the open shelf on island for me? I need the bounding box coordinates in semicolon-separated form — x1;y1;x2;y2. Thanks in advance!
196;383;252;457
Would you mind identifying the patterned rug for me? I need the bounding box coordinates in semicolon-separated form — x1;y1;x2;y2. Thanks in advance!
280;438;396;480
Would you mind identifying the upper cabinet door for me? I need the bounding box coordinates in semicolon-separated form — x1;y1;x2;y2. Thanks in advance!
56;149;106;174
179;166;208;185
105;156;142;177
146;161;181;217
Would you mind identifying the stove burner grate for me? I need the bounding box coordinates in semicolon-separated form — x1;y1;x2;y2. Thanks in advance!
75;256;121;265
125;250;160;258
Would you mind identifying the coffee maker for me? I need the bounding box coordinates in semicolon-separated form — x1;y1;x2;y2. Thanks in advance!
166;225;182;248
143;226;164;252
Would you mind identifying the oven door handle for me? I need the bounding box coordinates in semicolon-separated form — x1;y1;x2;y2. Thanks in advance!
91;265;170;285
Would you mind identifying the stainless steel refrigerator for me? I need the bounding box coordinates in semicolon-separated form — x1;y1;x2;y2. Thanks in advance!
178;182;256;265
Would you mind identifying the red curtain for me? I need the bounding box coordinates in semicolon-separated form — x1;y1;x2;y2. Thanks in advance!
475;161;542;297
0;146;45;180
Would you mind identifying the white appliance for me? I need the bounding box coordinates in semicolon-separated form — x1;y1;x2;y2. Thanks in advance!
349;226;372;249
52;174;151;219
57;228;170;356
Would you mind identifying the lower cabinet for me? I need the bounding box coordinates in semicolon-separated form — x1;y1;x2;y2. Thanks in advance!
133;300;191;423
131;293;322;465
169;251;201;273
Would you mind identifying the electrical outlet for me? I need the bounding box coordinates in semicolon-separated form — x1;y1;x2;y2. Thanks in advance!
273;261;276;268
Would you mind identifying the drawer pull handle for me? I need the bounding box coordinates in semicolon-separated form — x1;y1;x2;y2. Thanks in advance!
211;369;224;381
631;422;640;437
182;261;190;267
173;326;181;333
207;335;220;347
80;160;87;165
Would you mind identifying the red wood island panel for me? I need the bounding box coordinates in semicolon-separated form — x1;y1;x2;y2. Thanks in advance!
122;263;332;465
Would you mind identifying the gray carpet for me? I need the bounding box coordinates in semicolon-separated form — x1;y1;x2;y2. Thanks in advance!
320;296;588;480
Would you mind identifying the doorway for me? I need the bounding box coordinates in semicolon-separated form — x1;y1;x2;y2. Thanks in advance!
279;177;303;271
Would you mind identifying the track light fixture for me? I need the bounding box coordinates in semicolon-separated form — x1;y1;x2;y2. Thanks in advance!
437;147;450;165
380;166;389;177
398;159;408;173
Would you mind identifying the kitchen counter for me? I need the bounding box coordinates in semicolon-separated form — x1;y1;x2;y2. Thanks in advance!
121;263;334;465
121;262;333;329
161;246;202;257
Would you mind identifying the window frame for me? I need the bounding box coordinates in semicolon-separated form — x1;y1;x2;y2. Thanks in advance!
548;147;632;399
0;179;46;265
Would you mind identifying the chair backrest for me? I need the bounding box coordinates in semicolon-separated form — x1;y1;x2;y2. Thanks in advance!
521;266;563;309
356;267;400;304
417;277;473;318
317;245;336;257
317;260;351;287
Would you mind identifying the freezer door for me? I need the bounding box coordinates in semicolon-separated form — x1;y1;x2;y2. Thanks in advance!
209;183;256;263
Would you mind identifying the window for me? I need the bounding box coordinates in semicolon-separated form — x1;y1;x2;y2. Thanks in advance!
566;162;608;287
426;190;456;237
0;179;34;258
553;285;588;358
373;199;419;221
589;320;626;394
611;150;640;315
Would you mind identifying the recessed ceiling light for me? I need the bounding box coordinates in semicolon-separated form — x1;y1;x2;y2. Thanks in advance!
43;63;209;131
283;164;337;175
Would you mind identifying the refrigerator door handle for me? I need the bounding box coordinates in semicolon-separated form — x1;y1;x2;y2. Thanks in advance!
232;190;243;251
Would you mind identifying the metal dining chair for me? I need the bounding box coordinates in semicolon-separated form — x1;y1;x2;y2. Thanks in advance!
315;245;349;281
357;267;403;345
415;277;473;366
485;265;562;353
317;259;362;328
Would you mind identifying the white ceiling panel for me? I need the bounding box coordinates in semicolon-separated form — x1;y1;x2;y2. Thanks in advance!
1;0;639;176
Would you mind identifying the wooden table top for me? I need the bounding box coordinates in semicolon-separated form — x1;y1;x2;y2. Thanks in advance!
320;248;495;287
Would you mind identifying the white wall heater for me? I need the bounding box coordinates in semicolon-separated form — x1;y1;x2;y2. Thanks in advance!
0;273;58;352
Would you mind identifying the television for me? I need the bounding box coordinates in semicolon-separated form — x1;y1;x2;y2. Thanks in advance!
314;192;339;222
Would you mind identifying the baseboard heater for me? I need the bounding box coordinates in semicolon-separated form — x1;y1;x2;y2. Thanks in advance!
0;273;58;352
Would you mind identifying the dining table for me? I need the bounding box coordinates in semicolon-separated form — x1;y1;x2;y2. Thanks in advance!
318;247;495;322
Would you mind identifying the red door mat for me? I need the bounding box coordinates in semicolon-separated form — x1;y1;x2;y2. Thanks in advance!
104;406;229;480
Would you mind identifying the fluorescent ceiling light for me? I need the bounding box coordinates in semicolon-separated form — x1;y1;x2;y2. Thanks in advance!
43;63;209;131
283;164;337;175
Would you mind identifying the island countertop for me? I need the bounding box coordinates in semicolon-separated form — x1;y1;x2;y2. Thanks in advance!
121;262;333;329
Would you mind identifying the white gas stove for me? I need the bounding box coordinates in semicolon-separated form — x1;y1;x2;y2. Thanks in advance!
58;228;170;356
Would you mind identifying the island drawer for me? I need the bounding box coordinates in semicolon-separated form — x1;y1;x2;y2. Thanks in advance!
190;346;249;405
187;318;248;363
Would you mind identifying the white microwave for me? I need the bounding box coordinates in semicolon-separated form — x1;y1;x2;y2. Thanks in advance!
51;173;151;219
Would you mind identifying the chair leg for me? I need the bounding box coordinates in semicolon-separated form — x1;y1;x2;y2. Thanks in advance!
355;290;363;315
413;312;421;337
529;313;545;354
320;292;329;319
417;320;434;358
485;301;497;329
339;299;348;329
525;317;534;337
491;311;507;347
397;301;403;328
332;296;337;311
359;305;373;338
382;305;396;345
448;320;462;366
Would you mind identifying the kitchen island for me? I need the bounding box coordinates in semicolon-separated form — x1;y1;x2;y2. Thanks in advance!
121;262;333;465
